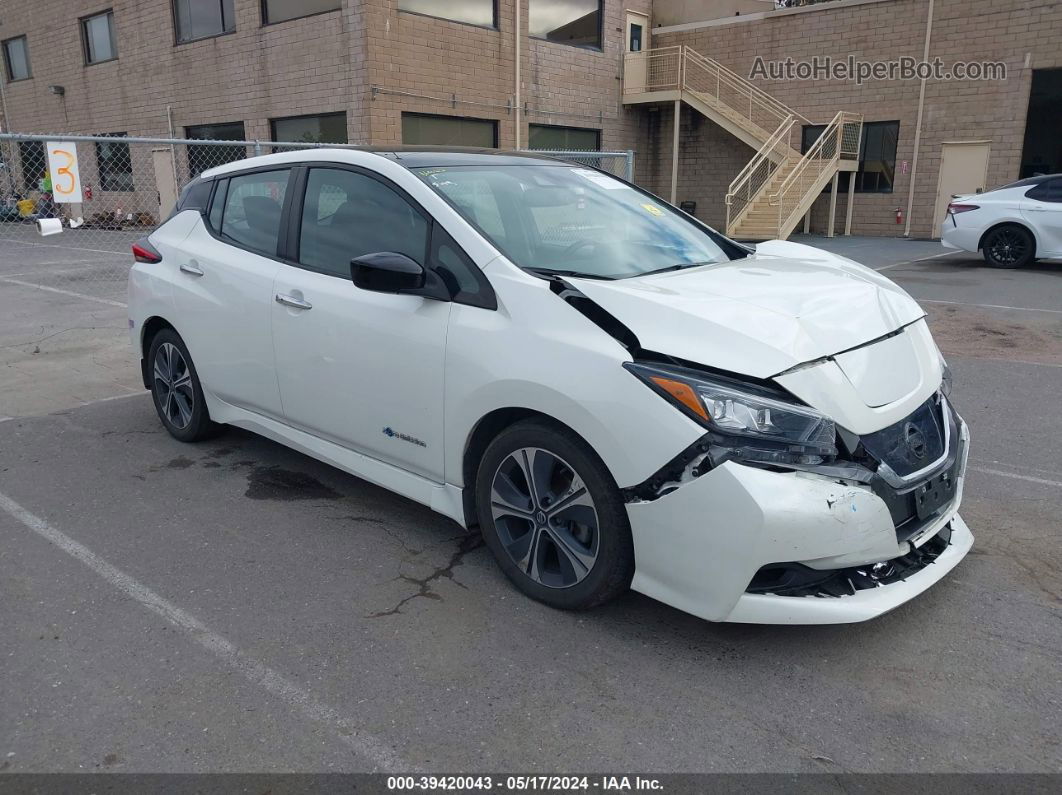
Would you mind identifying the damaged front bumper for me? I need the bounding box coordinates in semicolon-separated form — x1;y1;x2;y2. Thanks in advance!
626;415;972;625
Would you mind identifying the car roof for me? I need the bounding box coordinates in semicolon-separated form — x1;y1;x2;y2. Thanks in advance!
997;173;1062;190
199;146;567;179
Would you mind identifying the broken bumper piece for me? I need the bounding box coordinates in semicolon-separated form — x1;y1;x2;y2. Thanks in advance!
625;426;972;624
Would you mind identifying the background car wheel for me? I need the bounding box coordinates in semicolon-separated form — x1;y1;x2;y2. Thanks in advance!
982;225;1035;268
148;328;219;442
475;419;634;610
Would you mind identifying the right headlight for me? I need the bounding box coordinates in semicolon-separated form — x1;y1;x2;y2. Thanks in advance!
624;362;837;465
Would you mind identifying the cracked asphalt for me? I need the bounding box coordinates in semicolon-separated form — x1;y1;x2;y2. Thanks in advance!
1;236;1060;773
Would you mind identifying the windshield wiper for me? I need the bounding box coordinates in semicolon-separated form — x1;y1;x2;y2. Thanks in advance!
525;268;616;281
631;261;715;278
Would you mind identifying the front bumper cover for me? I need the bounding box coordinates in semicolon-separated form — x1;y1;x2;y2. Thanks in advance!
625;419;972;624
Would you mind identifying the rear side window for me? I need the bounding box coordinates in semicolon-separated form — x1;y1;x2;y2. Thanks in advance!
298;167;429;277
1025;178;1062;203
168;177;212;221
219;169;290;255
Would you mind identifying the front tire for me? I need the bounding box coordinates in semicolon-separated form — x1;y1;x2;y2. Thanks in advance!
982;225;1035;268
147;328;219;442
475;419;634;610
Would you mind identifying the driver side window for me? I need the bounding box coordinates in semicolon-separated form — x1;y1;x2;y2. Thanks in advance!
298;168;430;278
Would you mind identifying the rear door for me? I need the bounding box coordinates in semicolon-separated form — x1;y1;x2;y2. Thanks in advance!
170;167;292;418
1021;178;1062;256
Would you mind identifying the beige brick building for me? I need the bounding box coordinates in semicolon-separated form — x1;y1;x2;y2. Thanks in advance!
0;0;1059;239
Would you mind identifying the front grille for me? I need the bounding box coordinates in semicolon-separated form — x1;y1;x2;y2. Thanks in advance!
861;395;947;479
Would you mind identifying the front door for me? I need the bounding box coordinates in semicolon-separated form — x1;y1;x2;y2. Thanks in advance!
270;165;449;480
933;142;991;234
623;11;650;94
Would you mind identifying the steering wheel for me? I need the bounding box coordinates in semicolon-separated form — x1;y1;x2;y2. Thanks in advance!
561;239;599;259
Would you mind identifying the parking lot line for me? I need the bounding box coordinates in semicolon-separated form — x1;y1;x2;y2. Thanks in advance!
921;298;1062;315
873;251;960;271
0;277;127;308
969;467;1062;489
0;488;415;774
0;238;133;257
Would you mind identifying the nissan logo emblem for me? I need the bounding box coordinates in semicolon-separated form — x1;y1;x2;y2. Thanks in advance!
903;422;927;459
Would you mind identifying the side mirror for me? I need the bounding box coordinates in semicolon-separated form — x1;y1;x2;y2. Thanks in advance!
350;251;449;300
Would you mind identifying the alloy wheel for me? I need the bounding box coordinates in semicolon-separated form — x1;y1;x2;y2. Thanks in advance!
489;447;600;589
153;342;195;430
987;228;1026;265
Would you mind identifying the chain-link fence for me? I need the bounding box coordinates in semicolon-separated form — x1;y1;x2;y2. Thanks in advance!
0;133;633;308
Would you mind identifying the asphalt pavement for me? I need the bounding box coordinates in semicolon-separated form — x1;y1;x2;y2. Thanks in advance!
0;235;1060;773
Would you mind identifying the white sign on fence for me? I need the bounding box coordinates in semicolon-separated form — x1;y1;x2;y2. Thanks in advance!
45;141;82;203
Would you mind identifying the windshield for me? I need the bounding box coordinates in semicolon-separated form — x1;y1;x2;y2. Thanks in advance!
414;164;739;279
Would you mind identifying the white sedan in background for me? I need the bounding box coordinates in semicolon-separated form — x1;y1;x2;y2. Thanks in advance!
941;173;1062;267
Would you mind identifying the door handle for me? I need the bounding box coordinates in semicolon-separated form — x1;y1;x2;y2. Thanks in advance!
179;262;204;276
275;293;312;310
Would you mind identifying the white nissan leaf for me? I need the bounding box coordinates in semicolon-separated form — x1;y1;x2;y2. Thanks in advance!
128;148;972;625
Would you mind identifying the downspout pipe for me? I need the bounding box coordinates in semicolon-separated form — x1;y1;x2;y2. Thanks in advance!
514;1;521;149
903;0;935;238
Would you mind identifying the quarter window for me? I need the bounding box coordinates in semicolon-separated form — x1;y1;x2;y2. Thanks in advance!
82;11;118;64
263;0;340;25
2;36;31;81
219;170;290;256
173;0;235;43
398;0;495;27
1025;178;1062;203
95;133;134;191
298;168;429;278
529;1;601;49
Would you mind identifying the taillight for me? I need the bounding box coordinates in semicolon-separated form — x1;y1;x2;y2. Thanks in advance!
947;203;979;215
132;238;162;264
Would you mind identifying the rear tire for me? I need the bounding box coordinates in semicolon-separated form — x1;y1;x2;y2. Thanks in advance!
475;419;634;610
147;328;219;442
982;224;1035;268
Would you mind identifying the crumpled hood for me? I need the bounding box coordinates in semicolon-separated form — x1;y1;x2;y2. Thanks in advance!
569;240;925;379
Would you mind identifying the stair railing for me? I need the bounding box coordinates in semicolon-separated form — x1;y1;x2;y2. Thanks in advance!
725;115;797;235
769;111;863;237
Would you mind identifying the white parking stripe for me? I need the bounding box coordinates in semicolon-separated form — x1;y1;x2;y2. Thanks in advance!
920;298;1062;315
874;251;960;272
0;489;414;773
0;277;127;308
969;467;1062;489
0;238;131;256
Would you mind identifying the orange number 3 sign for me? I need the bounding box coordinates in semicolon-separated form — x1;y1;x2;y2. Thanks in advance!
45;141;83;203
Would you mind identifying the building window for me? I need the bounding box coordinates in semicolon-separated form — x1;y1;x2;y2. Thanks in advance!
271;112;348;145
401;113;497;148
802;120;899;193
186;122;246;178
529;1;601;49
2;36;31;81
398;0;496;27
95;134;134;192
528;124;600;151
173;0;235;43
81;11;118;64
262;0;340;25
17;140;45;191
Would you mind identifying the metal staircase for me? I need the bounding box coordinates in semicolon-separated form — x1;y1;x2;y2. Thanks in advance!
623;45;863;241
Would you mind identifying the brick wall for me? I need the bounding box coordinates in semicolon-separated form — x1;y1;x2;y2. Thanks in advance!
652;0;1062;238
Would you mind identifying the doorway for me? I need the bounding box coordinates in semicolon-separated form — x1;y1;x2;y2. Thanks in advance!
623;11;650;93
1020;68;1062;179
933;141;991;234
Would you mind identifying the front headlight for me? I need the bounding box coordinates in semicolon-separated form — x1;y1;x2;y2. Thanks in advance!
624;362;837;465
